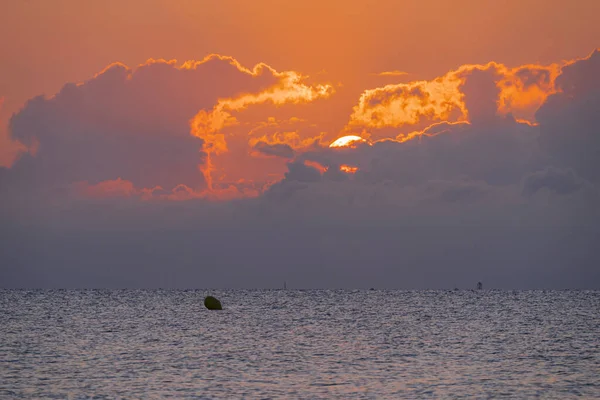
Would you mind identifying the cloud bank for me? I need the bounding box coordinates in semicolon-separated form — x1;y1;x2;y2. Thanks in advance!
2;56;331;199
1;50;599;288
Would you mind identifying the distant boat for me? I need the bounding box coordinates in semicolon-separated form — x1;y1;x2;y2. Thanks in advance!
477;282;483;290
283;281;287;290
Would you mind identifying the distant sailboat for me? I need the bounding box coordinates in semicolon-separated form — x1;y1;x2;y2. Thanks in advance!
283;281;287;290
477;281;483;290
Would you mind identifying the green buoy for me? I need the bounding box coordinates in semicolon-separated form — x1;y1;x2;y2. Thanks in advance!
204;296;222;310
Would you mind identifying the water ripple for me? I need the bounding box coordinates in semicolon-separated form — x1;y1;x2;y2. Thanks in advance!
1;290;599;398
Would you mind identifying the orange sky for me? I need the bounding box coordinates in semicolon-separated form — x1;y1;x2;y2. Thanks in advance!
1;0;599;196
2;0;598;112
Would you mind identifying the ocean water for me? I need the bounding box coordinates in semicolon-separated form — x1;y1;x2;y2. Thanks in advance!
1;290;599;399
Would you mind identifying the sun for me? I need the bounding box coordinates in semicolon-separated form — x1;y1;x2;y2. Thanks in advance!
329;135;366;148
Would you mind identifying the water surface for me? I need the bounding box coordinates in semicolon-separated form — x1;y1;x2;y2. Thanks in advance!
1;290;599;398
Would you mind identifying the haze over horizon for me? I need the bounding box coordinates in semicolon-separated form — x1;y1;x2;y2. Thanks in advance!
1;1;599;288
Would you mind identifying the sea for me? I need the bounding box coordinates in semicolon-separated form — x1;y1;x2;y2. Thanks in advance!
1;289;599;399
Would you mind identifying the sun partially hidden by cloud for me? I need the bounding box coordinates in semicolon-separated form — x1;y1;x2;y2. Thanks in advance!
329;135;367;148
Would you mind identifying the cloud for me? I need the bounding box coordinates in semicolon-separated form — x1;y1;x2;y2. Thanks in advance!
189;64;333;188
457;66;502;124
283;160;323;183
347;74;466;134
3;55;332;198
2;49;600;289
0;97;29;168
299;116;544;188
247;117;323;147
193;114;328;194
251;141;295;159
497;64;560;119
536;49;600;183
347;61;561;137
73;178;141;199
374;70;409;77
522;167;590;197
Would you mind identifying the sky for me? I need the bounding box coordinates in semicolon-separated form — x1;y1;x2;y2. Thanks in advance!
1;0;599;288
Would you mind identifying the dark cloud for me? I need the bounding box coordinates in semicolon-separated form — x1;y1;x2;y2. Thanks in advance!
251;141;295;159
522;167;588;197
458;67;501;124
3;176;597;289
421;179;491;203
283;161;322;183
536;49;600;183
302;117;543;187
523;167;596;200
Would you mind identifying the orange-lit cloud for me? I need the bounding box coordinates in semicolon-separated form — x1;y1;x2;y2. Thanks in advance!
189;62;333;150
340;164;358;173
73;178;140;199
304;160;328;174
497;64;561;119
247;117;325;155
189;62;333;190
347;61;563;137
348;72;466;131
375;70;409;77
396;121;470;143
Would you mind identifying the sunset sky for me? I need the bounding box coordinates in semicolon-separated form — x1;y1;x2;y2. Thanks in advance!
1;1;599;288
